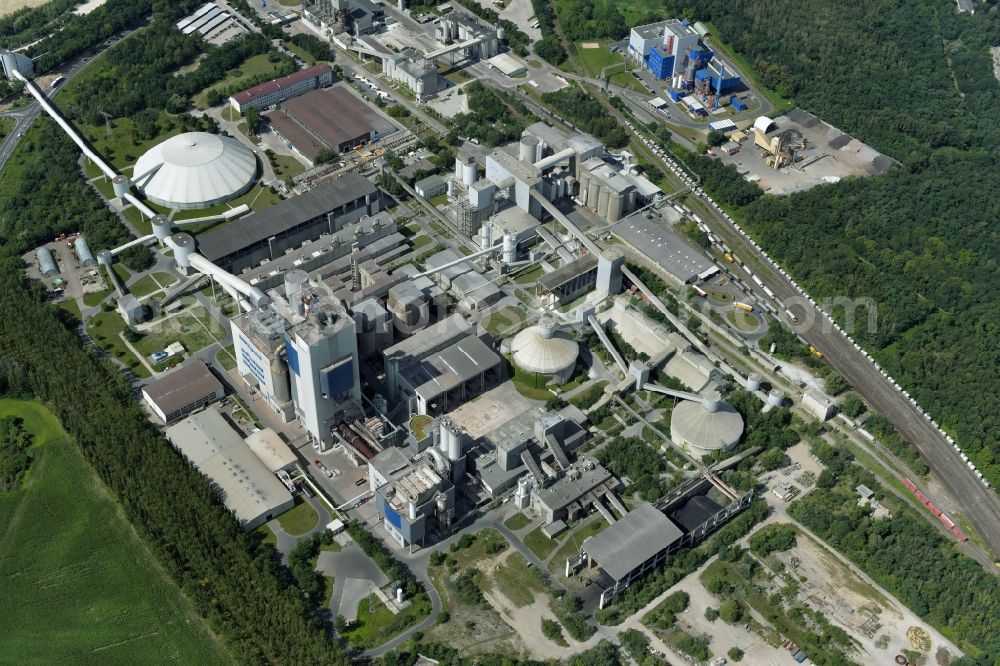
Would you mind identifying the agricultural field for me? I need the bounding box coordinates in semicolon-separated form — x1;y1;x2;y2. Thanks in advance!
0;399;232;664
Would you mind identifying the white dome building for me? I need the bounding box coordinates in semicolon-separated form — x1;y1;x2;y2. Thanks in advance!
670;391;744;454
510;313;578;384
132;132;258;210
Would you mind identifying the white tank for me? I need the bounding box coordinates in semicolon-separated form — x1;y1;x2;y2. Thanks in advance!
408;496;417;520
112;175;131;198
461;155;477;186
767;389;784;407
447;425;462;461
436;492;448;515
519;136;539;163
479;222;493;250
284;269;309;302
447;178;455;198
454;155;464;180
747;373;762;392
502;231;516;264
438;417;451;455
96;250;113;267
701;390;722;413
168;233;195;269
151;214;172;241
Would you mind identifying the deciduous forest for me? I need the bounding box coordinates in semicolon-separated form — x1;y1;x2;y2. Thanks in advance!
657;0;1000;488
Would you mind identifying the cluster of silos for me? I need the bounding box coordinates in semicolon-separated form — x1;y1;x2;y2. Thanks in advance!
578;166;635;223
454;152;477;187
36;247;59;277
437;416;463;462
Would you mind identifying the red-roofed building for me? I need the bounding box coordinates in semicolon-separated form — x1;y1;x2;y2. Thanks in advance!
229;64;335;113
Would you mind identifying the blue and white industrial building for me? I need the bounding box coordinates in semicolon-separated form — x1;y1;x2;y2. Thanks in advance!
628;19;742;102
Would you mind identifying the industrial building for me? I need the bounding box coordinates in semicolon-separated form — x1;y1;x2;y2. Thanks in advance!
628;18;742;107
142;360;225;423
382;49;442;99
229;64;335;113
434;12;500;62
803;388;835;421
195;173;381;272
231;272;363;444
414;174;447;198
383;313;502;416
165;407;295;530
245;428;299;473
669;390;744;454
132;132;258;210
368;431;460;547
612;208;715;285
303;0;384;38
176;3;247;45
266;85;382;160
510;313;579;385
578;503;684;602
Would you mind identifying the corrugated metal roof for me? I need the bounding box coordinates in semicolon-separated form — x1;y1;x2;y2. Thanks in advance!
583;504;683;581
142;360;222;416
195;173;377;262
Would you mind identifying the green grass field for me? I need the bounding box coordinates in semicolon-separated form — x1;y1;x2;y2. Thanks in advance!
276;500;319;536
0;400;232;665
133;311;222;358
503;513;531;531
549;517;608;575
86;311;151;378
129;272;177;298
0;116;14;143
345;593;432;649
488;553;545;607
523;526;559;560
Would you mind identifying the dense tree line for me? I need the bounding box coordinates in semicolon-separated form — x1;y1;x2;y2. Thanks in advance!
286;531;338;607
18;0;206;74
0;415;33;492
596;436;671;501
541;86;628;147
529;0;568;64
0;118;151;269
865;413;928;477
644;0;1000;488
375;638;624;666
747;523;796;557
450;81;532;147
789;459;1000;657
555;0;628;42
287;33;334;62
61;26;278;124
0;252;349;662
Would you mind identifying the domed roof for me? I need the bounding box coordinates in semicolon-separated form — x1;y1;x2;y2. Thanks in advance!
132;132;257;210
670;393;744;453
511;315;578;376
753;116;777;134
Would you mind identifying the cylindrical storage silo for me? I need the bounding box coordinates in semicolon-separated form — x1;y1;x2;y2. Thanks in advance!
565;175;577;198
37;247;58;277
447;426;462;461
579;170;591;204
597;186;610;217
97;250;113;267
701;390;722;413
480;222;493;250
496;26;504;40
607;192;624;222
767;389;784;407
747;373;762;392
461;155;477;186
454;155;464;180
502;232;516;264
519;136;538;163
151;214;172;241
447;178;455;199
74;237;96;267
587;179;601;209
438;417;451;455
284;269;309;302
168;233;195;269
408;496;417;521
112;175;131;198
